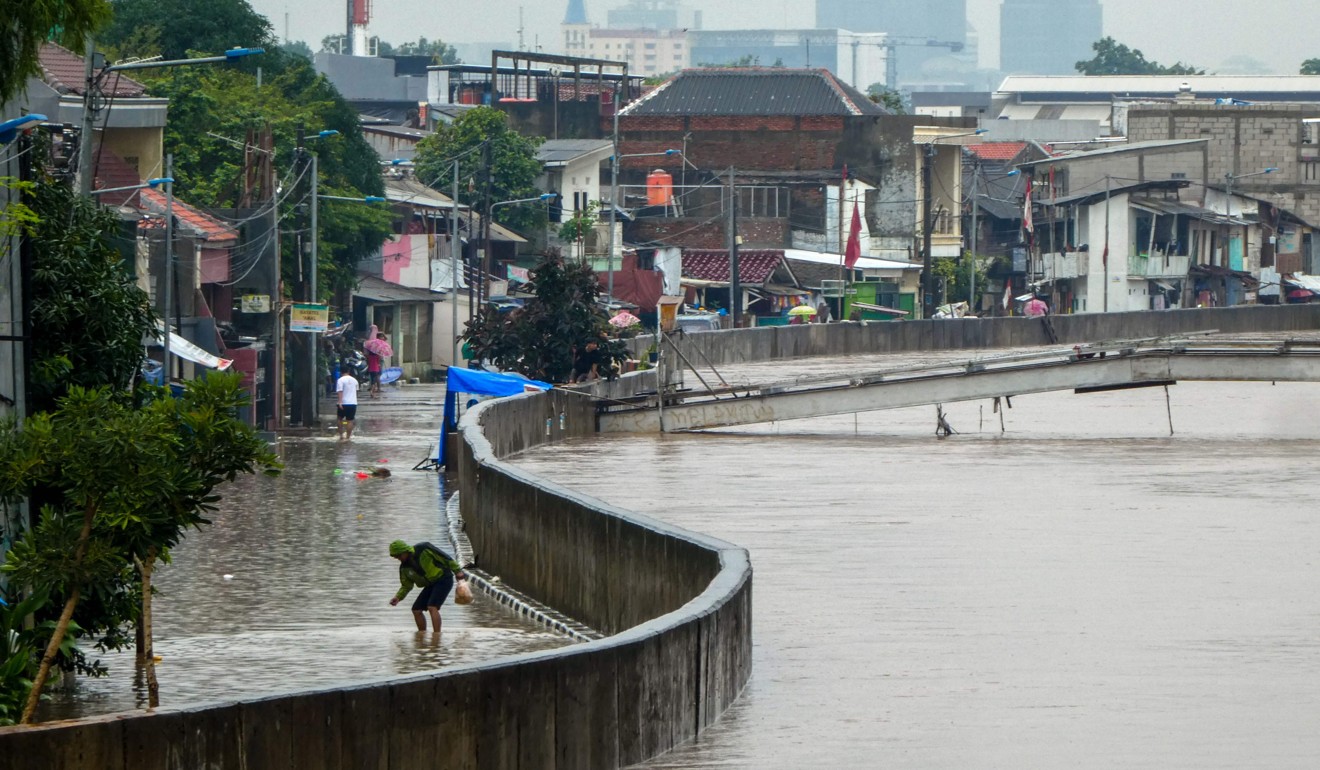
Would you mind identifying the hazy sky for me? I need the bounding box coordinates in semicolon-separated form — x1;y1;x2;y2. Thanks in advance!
251;0;1320;75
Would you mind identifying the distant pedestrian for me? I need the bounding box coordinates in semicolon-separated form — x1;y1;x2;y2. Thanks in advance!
816;301;831;323
572;339;604;382
336;366;359;440
388;540;467;632
366;337;384;398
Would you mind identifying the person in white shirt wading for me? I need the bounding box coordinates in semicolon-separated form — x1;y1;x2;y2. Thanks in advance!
336;366;360;441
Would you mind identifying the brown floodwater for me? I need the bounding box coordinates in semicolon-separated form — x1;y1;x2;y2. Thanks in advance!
512;352;1320;769
41;385;572;721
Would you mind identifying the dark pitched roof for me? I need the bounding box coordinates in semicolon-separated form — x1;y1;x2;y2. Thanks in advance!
682;249;783;285
624;68;888;117
38;43;147;97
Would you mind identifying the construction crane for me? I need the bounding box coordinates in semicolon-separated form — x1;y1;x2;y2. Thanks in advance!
884;37;965;90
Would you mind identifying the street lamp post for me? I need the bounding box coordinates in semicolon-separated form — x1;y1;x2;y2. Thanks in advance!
920;128;985;319
606;148;681;304
79;47;264;196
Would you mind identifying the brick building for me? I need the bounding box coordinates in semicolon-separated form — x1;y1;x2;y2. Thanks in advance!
1127;102;1320;232
613;68;977;274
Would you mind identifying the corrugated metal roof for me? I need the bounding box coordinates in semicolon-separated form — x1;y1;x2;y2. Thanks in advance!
354;275;448;302
385;178;458;209
682;249;783;285
998;75;1320;99
624;69;888;117
1019;139;1207;167
536;139;612;165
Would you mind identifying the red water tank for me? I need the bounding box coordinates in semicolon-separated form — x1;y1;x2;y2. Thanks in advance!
647;169;673;206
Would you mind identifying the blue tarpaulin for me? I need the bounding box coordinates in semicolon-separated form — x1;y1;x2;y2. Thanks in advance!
436;368;552;468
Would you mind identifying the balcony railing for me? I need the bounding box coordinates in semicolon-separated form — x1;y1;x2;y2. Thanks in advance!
1128;253;1190;279
1041;251;1084;281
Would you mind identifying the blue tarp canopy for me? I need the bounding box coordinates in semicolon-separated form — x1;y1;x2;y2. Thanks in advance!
436;368;552;468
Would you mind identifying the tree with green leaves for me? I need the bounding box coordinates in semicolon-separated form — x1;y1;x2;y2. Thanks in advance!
462;250;628;383
278;39;314;61
122;59;391;300
865;83;907;114
378;37;460;64
26;167;157;411
1;377;278;722
0;0;111;102
1076;37;1204;76
413;106;546;233
104;0;275;61
1302;59;1320;76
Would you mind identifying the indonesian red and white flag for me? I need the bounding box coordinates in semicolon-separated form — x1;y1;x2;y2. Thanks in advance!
1022;176;1034;234
844;202;863;269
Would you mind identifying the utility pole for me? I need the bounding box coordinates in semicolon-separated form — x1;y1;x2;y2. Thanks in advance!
162;154;175;379
727;167;741;327
78;38;97;196
920;143;935;319
451;158;461;368
1103;174;1110;313
607;80;621;304
969;164;979;310
306;152;319;427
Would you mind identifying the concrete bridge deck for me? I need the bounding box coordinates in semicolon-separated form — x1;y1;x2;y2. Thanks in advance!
600;336;1320;433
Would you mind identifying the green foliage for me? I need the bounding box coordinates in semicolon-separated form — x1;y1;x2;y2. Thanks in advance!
1076;37;1204;76
279;40;313;60
865;84;908;114
378;37;460;63
557;200;599;243
0;178;38;239
26;173;157;412
1303;58;1320;76
104;0;275;60
0;589;49;725
697;54;783;68
413;107;546;233
130;57;390;299
462;250;628;382
0;378;280;721
0;0;111;102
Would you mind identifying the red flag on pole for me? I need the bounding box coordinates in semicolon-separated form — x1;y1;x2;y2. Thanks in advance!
844;201;863;269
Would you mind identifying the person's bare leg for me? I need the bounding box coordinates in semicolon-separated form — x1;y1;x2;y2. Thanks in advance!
426;607;441;634
337;418;344;440
345;419;355;440
411;610;426;631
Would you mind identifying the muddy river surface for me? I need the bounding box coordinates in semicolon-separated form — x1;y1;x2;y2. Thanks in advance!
512;352;1320;769
43;386;572;720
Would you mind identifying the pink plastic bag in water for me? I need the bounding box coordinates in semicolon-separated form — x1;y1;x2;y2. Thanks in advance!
454;579;474;605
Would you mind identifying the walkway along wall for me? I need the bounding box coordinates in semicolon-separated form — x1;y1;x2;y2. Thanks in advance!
0;381;754;770
638;305;1320;366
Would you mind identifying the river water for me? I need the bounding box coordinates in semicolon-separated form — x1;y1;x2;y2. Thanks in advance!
42;386;572;721
512;352;1320;769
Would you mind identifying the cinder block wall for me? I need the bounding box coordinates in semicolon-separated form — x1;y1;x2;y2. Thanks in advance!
0;379;754;770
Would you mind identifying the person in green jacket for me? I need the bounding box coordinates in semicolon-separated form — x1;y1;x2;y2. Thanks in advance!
388;540;467;631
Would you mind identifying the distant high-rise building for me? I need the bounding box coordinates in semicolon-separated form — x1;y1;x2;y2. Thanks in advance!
564;0;587;25
1000;0;1102;75
607;0;702;31
815;0;967;86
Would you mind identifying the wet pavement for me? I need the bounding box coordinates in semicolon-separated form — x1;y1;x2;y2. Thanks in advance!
513;350;1320;769
43;383;573;721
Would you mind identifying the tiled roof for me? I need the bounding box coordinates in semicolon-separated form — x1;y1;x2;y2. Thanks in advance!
624;68;888;117
682;249;783;285
38;43;147;97
138;189;238;243
967;142;1028;162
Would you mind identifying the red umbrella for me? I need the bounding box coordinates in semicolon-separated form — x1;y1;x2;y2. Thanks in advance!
1287;288;1315;301
364;336;393;357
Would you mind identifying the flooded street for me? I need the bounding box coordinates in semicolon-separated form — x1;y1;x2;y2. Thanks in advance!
514;356;1320;769
43;385;572;720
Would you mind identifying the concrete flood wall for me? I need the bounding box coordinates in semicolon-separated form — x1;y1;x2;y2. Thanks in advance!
0;376;754;770
635;305;1320;366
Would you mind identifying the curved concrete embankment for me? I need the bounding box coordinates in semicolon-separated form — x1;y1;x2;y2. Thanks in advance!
0;383;753;770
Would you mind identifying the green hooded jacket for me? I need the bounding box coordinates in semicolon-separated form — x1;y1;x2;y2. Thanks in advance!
392;542;463;602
